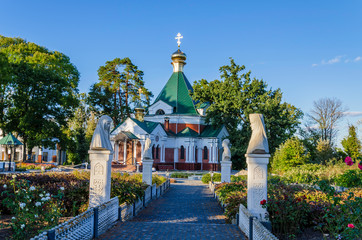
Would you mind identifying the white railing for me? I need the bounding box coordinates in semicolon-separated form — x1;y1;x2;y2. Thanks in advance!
31;179;170;240
208;181;278;240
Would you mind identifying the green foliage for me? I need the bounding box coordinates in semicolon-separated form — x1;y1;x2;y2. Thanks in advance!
272;137;310;172
191;58;302;169
0;35;80;160
230;175;247;182
315;139;335;164
1;176;63;240
201;173;221;183
152;174;167;186
334;170;362;188
170;172;194;178
88;57;153;125
215;182;246;202
342;125;362;160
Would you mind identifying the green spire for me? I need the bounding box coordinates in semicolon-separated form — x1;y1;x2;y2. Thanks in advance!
154;72;198;115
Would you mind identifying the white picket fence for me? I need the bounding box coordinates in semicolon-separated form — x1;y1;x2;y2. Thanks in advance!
31;179;170;240
208;181;278;240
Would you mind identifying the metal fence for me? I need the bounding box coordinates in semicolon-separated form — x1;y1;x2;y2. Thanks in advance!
31;180;170;240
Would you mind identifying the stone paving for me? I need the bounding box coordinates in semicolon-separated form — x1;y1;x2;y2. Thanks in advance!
100;179;245;240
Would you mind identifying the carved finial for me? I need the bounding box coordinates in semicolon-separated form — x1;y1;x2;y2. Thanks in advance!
175;33;183;48
246;114;269;154
222;139;231;162
143;138;153;160
90;115;113;151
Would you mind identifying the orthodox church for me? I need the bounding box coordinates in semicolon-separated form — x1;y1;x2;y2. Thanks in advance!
110;34;229;171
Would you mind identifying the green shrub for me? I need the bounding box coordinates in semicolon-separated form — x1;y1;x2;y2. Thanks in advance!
201;173;221;183
152;174;166;186
334;170;362;188
272;137;310;172
170;172;193;178
215;182;246;202
231;175;247;182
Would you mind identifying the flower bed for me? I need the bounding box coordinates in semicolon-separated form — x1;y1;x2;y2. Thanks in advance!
211;178;361;239
16;163;56;171
0;171;167;240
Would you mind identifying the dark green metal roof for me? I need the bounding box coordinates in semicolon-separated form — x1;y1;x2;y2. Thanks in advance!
200;125;224;138
123;131;139;140
0;133;23;145
177;127;199;137
153;72;198;115
130;118;159;134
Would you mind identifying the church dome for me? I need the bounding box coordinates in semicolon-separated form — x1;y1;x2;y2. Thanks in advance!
171;49;186;61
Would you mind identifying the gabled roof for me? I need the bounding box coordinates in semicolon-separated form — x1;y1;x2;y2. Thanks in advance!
0;133;23;145
153;72;198;115
131;118;159;134
200;125;224;138
177;127;199;137
122;131;139;140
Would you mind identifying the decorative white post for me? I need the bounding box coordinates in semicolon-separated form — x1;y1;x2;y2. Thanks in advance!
221;139;232;183
142;138;153;185
246;114;270;221
88;115;114;208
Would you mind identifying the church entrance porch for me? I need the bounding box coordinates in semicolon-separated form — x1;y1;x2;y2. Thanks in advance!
113;132;142;166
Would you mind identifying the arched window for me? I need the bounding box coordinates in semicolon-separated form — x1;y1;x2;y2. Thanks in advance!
156;145;159;159
195;147;198;161
152;145;155;159
156;109;165;115
203;146;208;160
180;145;185;159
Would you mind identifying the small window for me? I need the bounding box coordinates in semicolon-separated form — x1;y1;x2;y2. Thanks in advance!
203;146;208;160
152;146;155;159
195;147;198;161
156;109;165;115
156;145;159;159
173;107;177;113
180;145;185;159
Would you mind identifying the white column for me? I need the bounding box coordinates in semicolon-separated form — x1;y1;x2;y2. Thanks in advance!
114;142;119;161
123;140;127;164
142;159;153;185
140;140;145;162
0;145;2;160
133;141;137;164
88;149;113;208
221;160;232;183
246;153;270;221
174;147;178;163
161;144;165;162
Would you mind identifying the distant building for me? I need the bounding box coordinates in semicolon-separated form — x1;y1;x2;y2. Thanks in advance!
110;43;229;171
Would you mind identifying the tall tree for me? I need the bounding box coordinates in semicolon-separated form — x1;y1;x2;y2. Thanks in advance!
0;35;80;161
341;125;361;160
88;58;153;125
308;97;346;145
191;58;303;168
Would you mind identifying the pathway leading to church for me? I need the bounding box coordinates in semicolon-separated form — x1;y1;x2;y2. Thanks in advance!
100;180;245;240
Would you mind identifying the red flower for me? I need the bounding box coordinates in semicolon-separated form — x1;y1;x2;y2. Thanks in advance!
358;161;362;170
260;199;267;205
297;198;302;202
275;211;279;215
345;156;354;166
348;224;355;228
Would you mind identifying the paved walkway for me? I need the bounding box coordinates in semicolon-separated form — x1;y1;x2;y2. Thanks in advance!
100;180;244;240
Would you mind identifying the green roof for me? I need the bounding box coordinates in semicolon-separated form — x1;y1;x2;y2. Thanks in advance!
0;133;23;145
200;125;224;138
177;127;199;137
153;72;198;115
130;118;159;133
123;131;139;140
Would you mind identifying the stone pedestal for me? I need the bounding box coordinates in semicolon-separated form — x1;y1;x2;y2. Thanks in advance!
246;153;270;220
221;160;232;183
88;149;113;208
142;159;154;185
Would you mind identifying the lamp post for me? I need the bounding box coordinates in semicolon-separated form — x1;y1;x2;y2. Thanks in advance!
7;141;13;172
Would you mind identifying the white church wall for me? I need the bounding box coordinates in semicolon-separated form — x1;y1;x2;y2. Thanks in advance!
148;100;173;115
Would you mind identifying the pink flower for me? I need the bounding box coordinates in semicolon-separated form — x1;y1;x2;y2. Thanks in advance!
348;223;355;228
358;161;362;170
260;199;267;205
345;156;354;166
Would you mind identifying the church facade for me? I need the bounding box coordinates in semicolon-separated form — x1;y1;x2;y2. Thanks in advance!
110;44;229;171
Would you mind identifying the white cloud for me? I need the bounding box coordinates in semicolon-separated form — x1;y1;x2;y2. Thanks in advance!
312;63;318;67
343;111;362;117
354;56;361;62
321;56;343;65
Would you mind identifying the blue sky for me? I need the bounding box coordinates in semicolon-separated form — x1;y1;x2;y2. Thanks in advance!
1;0;362;145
